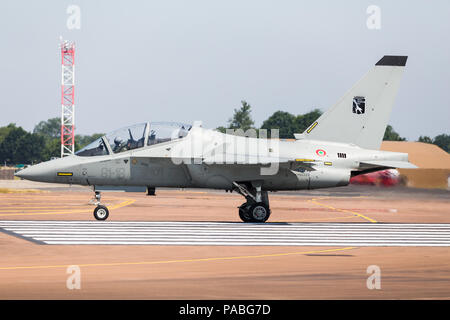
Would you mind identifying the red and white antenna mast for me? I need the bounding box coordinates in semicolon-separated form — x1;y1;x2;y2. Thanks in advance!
60;39;75;157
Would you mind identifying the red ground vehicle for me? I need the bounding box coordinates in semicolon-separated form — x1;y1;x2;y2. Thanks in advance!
350;169;400;187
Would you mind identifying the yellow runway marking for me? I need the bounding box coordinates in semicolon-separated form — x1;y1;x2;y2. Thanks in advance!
308;197;377;223
0;247;356;271
0;199;135;217
0;206;84;210
0;208;90;213
0;189;43;194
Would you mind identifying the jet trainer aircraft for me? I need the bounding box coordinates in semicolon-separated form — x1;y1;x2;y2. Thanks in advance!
16;55;416;222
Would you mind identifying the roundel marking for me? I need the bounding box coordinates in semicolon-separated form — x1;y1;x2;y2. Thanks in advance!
316;149;326;157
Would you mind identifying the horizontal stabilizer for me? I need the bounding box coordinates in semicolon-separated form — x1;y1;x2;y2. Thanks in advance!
359;160;417;169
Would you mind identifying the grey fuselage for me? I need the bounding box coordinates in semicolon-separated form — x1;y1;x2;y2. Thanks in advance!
17;127;411;191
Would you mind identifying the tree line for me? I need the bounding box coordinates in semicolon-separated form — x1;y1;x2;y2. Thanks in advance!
0;118;103;165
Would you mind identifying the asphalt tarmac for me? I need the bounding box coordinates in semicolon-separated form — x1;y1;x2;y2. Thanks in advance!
0;184;449;299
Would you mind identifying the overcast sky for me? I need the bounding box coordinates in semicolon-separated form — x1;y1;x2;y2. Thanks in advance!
0;0;449;140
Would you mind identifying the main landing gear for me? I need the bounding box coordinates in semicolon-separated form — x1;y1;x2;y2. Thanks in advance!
233;182;271;223
90;189;109;221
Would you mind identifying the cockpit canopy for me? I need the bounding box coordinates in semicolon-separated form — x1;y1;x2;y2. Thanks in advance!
76;122;191;157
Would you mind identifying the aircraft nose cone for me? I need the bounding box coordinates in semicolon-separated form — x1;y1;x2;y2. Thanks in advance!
14;169;26;179
15;163;53;182
15;156;79;183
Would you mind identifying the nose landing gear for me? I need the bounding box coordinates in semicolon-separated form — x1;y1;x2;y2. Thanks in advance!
90;188;110;221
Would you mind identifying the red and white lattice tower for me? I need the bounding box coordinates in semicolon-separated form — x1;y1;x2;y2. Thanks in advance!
60;40;75;157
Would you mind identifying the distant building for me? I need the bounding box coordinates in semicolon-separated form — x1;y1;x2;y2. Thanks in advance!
380;141;450;189
0;167;15;180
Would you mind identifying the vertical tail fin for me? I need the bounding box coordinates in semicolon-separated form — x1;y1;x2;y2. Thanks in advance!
303;55;407;150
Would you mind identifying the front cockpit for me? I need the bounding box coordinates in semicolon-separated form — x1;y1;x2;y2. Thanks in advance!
75;122;191;157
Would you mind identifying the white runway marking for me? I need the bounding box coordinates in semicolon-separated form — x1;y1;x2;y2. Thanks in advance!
1;220;450;246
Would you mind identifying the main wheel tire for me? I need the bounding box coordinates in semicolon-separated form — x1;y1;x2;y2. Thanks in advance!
249;202;270;223
239;204;253;223
93;205;109;221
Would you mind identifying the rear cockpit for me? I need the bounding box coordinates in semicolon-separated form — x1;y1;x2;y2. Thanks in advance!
76;122;191;157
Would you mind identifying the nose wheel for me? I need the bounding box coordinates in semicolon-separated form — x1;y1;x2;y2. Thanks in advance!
93;205;109;221
90;188;110;221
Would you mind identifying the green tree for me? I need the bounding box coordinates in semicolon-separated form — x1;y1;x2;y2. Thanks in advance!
19;132;46;164
260;109;322;139
433;134;450;152
383;125;406;141
215;126;227;134
33;117;60;139
0;125;45;164
228;100;254;131
0;124;24;164
418;136;433;144
33;118;61;160
261;111;296;139
41;138;60;160
0;123;17;145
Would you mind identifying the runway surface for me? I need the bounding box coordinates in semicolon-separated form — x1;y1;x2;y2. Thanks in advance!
2;220;450;246
0;187;449;299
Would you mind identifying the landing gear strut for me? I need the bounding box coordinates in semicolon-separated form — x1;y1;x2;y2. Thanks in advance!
90;188;109;221
233;182;271;223
147;186;156;196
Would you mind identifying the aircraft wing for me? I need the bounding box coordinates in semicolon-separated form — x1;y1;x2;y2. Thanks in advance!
359;160;418;169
